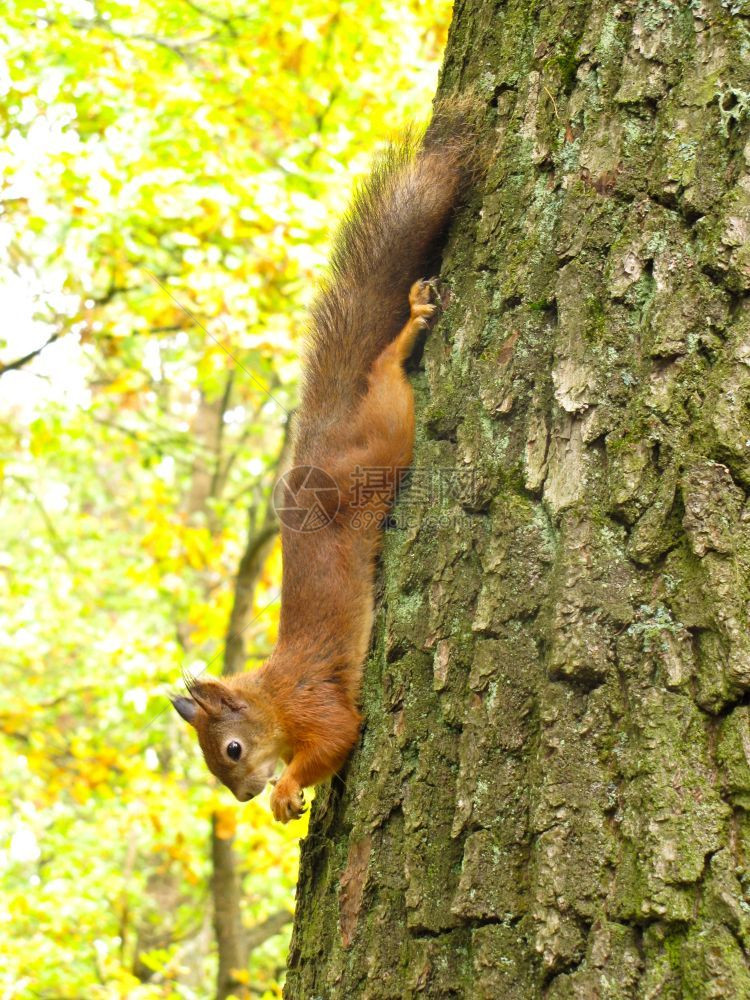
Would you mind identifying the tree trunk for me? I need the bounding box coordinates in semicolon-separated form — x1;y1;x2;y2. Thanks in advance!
285;2;750;997
211;812;248;1000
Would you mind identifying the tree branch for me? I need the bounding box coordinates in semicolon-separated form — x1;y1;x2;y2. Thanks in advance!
54;14;221;64
245;910;293;952
222;414;295;676
7;475;75;568
209;370;235;500
0;331;63;377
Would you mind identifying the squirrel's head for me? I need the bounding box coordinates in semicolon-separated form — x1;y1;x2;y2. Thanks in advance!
171;678;282;802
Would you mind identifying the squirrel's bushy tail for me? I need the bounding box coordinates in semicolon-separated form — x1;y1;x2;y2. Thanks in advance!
300;97;482;429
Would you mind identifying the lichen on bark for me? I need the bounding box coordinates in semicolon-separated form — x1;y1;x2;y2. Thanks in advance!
284;1;750;996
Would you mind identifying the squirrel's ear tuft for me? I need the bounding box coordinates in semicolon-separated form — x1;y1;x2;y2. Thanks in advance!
171;695;199;726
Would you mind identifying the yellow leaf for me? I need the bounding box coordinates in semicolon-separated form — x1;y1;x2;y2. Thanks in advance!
215;806;237;840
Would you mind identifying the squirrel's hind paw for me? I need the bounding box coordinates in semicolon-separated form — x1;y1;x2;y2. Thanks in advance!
408;279;438;330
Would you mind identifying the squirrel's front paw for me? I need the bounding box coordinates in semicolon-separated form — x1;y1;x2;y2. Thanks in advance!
270;777;306;823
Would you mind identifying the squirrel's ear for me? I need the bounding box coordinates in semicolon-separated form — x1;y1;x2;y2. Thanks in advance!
189;679;247;715
171;695;199;726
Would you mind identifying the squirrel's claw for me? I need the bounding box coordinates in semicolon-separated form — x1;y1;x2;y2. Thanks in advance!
270;778;305;823
408;279;439;331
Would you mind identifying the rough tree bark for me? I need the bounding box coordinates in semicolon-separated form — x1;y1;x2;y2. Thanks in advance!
284;1;750;997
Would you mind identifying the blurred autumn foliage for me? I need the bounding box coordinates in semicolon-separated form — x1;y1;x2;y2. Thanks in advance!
0;1;449;996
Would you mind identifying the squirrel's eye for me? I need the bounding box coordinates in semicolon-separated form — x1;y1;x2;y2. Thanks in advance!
226;740;242;761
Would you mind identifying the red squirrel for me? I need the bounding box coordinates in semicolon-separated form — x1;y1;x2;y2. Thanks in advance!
172;101;479;822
